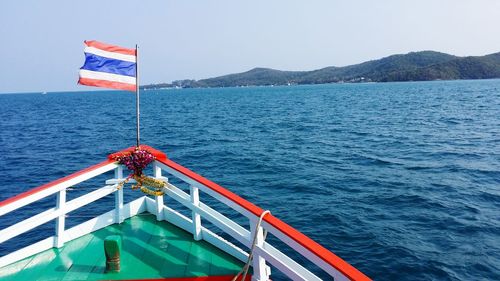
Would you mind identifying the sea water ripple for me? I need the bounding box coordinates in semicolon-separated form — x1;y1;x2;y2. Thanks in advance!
0;80;499;280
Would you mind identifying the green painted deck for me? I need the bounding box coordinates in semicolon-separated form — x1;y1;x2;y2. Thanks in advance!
0;214;245;280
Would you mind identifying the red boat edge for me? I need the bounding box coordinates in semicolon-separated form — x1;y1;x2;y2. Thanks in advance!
0;145;371;281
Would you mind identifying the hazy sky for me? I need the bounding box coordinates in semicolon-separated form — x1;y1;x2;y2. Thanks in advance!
1;0;499;93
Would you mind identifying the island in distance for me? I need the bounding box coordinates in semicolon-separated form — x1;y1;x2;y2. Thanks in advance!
142;51;500;89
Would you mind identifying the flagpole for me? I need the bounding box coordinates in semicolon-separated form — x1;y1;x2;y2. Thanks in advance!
135;44;140;149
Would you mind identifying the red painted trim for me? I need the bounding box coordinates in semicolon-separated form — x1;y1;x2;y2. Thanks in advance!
159;157;263;216
0;145;165;209
84;40;136;56
103;275;251;281
78;78;136;92
108;145;167;161
0;160;113;209
157;157;371;281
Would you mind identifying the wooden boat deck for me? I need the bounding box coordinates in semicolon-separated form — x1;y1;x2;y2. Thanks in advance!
0;214;245;280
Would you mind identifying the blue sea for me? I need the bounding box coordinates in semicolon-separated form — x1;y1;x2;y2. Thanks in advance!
0;80;499;280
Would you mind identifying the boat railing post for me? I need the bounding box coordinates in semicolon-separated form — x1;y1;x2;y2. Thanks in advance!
114;165;124;224
153;162;164;221
250;218;271;281
190;185;202;241
54;189;66;248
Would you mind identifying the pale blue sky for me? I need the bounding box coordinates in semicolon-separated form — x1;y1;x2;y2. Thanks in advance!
1;0;499;93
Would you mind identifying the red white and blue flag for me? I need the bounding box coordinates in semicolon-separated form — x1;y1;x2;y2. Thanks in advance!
78;40;137;91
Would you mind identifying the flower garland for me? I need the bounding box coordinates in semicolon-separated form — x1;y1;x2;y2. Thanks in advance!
112;148;165;196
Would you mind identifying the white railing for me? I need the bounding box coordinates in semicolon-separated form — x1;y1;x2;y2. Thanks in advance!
153;159;365;281
0;160;119;267
0;149;370;281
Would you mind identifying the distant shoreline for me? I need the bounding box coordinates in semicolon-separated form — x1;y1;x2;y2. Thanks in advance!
2;78;500;95
141;77;500;91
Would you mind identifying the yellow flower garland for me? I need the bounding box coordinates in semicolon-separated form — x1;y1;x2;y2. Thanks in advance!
140;186;165;196
115;174;166;196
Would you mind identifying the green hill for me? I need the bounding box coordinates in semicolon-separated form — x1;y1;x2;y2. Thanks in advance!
381;52;500;81
142;51;500;89
199;68;306;87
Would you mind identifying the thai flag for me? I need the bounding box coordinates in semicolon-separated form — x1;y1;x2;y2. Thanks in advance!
78;40;137;91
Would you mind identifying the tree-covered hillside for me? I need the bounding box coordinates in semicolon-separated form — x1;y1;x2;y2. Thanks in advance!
142;51;500;89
